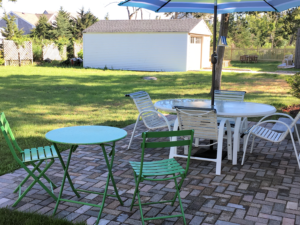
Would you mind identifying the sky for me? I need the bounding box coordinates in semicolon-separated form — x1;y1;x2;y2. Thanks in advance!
0;0;165;20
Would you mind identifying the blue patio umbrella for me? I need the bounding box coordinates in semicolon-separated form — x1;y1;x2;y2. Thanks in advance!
119;0;300;106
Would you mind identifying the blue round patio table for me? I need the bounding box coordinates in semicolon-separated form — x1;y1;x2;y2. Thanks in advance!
45;126;127;225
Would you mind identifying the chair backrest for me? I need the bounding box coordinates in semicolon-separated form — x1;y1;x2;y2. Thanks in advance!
0;112;23;163
125;91;161;128
214;90;246;102
175;107;218;141
138;130;194;179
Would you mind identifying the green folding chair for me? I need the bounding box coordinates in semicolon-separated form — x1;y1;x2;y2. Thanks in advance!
0;112;79;207
129;129;194;225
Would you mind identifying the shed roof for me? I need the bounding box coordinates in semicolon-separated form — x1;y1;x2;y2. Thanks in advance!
83;19;203;33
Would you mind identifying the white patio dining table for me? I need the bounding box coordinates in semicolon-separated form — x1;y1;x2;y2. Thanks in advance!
154;99;276;165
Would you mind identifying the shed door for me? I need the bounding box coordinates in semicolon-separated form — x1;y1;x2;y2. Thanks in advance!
188;36;201;71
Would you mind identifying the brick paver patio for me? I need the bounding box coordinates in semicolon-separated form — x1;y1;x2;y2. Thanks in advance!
1;115;300;225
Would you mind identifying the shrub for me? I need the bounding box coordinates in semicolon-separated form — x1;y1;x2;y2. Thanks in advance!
78;49;83;59
0;51;4;65
32;43;43;61
286;72;300;99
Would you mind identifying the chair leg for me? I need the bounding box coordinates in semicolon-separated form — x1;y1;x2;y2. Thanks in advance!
13;160;44;193
173;177;187;225
137;189;145;225
241;134;251;165
216;140;223;175
31;162;58;189
127;115;140;150
226;120;232;160
250;136;255;153
289;132;300;170
12;159;57;207
130;172;139;211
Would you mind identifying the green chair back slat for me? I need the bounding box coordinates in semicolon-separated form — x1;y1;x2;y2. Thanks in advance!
51;146;58;157
38;147;46;160
143;140;190;149
31;148;39;161
144;130;193;138
23;149;31;162
44;146;53;158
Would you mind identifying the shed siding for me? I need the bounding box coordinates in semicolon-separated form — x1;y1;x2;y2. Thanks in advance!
202;36;211;68
83;32;188;72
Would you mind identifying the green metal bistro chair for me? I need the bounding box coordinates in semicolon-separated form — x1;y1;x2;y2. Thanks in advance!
0;112;78;207
129;129;194;225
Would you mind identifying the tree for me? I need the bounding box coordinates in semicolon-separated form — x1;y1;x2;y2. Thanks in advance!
30;15;52;39
214;13;230;91
295;28;300;69
51;7;72;39
73;7;98;39
1;12;23;40
126;7;143;20
104;13;109;20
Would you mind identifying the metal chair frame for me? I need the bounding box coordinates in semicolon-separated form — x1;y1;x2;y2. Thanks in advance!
0;112;79;207
125;91;173;149
241;113;300;168
129;129;194;225
174;107;232;175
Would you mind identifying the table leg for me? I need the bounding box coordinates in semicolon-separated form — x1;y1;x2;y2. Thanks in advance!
232;117;242;165
96;142;124;225
53;145;78;216
169;118;179;159
53;143;80;198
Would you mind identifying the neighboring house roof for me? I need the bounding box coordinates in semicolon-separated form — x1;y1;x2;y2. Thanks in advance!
12;11;56;26
83;19;204;33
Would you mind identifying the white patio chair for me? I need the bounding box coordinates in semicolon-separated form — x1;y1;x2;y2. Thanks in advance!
241;112;300;169
215;90;248;143
283;54;293;66
175;107;232;175
125;91;174;150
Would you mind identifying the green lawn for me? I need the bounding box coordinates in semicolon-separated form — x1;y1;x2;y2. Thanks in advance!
226;61;300;72
0;65;297;175
0;208;86;225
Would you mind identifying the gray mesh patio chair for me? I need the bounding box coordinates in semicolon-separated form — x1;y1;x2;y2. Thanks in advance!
241;112;300;169
125;91;175;150
215;90;248;138
175;107;232;175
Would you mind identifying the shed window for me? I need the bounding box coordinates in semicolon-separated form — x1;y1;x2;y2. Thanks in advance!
191;37;201;44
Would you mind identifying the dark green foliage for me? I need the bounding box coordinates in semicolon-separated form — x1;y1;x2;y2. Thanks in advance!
286;73;300;99
51;7;72;39
0;50;4;65
72;7;98;39
0;208;86;225
78;49;83;59
30;15;53;39
1;12;23;40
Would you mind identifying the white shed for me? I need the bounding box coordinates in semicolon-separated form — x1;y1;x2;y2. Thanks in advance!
83;19;212;72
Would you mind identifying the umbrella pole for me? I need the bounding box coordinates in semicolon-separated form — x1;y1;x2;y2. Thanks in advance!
211;3;218;107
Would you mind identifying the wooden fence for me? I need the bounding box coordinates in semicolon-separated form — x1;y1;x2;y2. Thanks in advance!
210;47;296;62
4;40;33;66
43;44;67;61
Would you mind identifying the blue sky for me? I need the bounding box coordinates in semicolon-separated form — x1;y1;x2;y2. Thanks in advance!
0;0;164;20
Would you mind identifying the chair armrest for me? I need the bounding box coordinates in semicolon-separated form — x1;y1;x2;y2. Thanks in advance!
259;113;294;123
139;110;171;131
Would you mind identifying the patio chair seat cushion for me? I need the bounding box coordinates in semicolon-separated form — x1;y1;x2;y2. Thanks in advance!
129;158;185;177
245;126;283;142
22;145;58;162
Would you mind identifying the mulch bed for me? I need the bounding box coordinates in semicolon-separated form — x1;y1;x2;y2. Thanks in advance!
282;104;300;117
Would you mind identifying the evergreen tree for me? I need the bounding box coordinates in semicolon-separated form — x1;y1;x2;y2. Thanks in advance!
1;12;23;40
51;7;72;39
73;7;98;39
30;15;52;39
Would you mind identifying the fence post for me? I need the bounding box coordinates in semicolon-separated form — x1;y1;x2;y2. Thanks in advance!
18;51;21;67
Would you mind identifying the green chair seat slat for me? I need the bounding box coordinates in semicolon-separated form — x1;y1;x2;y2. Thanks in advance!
144;130;193;138
143;140;191;148
50;146;58;157
38;147;46;160
23;149;31;162
31;148;38;161
130;159;185;176
44;146;53;158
